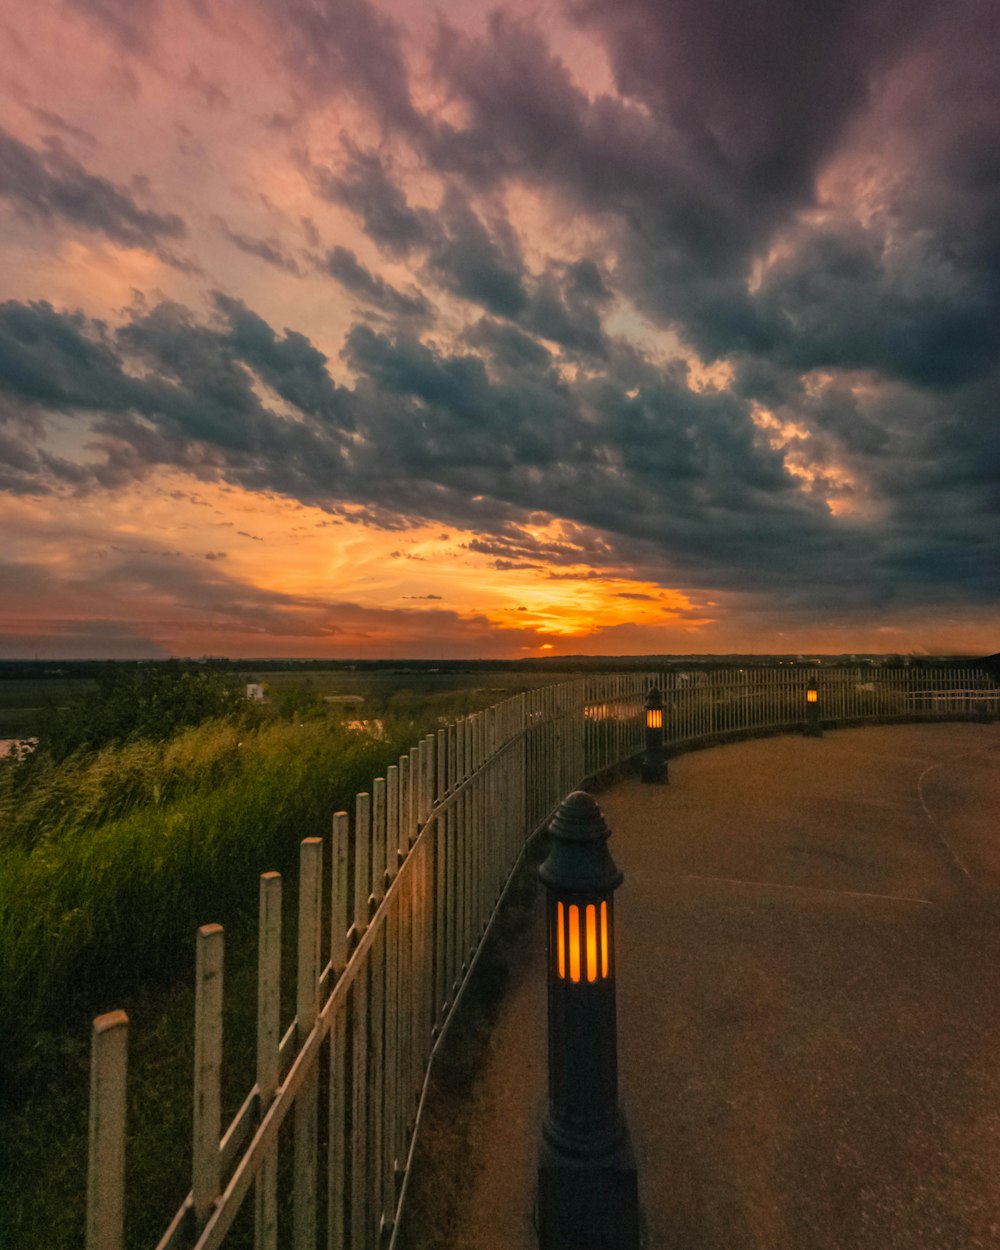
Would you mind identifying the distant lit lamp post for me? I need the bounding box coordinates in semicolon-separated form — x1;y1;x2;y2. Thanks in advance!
804;684;822;738
537;791;640;1250
641;686;667;784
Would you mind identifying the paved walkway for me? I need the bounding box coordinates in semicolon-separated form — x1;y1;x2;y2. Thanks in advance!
412;722;1000;1249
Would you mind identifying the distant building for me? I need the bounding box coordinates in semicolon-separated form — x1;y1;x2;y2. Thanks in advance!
246;682;269;702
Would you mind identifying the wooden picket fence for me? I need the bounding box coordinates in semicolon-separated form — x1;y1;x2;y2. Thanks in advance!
85;666;997;1250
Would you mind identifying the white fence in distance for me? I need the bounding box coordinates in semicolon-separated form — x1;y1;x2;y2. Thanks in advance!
85;667;997;1249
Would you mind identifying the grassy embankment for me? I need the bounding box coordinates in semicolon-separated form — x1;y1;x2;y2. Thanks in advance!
0;678;524;1250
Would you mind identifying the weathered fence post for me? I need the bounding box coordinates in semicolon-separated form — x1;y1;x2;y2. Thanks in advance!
193;924;224;1229
294;837;323;1250
255;872;281;1250
537;791;639;1250
86;1010;128;1250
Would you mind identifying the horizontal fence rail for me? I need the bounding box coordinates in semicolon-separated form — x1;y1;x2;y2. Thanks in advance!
84;667;997;1249
656;665;1000;744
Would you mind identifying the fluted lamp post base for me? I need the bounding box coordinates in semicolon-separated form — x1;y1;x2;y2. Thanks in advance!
537;1121;640;1250
537;791;641;1250
640;752;666;784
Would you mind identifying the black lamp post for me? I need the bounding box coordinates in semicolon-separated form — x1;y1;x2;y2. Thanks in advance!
804;684;822;738
537;791;640;1250
641;686;667;784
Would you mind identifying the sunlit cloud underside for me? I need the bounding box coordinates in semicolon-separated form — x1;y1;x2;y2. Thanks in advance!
0;0;997;657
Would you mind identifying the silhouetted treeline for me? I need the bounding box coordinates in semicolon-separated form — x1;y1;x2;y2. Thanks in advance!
30;661;249;761
0;652;988;685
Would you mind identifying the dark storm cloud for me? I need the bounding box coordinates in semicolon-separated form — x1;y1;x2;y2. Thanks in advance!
743;4;1000;392
325;246;432;319
0;294;848;581
418;13;765;353
0;0;989;642
463;319;553;373
418;11;772;361
418;2;1000;392
271;0;984;618
0;427;98;493
212;294;353;426
326;158;612;355
0;128;187;253
751;218;1000;389
425;14;594;190
421;7;755;295
0;297;355;497
520;266;608;358
569;0;932;209
583;357;793;500
424;189;528;318
342;323;575;470
315;146;432;257
1;287;997;615
215;217;301;274
262;0;421;134
565;260;612;305
338;324;854;598
0;301;137;415
0;427;56;494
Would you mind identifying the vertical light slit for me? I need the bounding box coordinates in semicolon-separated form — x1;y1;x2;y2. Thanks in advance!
600;901;609;978
556;901;565;980
585;904;597;982
568;904;580;983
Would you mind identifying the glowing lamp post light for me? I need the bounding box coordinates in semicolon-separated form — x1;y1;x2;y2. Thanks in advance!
641;686;667;784
537;791;640;1250
804;684;822;738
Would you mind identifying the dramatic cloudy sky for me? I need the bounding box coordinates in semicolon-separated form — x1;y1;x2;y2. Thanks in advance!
1;0;997;658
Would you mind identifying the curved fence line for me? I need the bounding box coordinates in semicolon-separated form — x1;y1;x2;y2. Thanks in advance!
658;665;999;744
84;667;997;1250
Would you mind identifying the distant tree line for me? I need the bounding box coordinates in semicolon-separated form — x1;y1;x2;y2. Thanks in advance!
0;652;990;686
36;661;249;761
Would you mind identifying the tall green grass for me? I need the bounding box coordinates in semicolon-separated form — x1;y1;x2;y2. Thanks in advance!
0;715;434;1085
0;686;530;1248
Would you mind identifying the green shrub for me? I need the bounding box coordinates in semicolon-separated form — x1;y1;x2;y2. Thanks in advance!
36;661;252;761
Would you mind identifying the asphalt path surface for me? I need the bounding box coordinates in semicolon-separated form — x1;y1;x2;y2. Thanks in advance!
412;722;1000;1249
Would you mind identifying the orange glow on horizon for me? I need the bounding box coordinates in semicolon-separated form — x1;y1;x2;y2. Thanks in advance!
1;473;996;659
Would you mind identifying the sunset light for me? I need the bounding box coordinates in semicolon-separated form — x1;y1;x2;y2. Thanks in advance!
0;0;995;658
4;6;1000;1248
